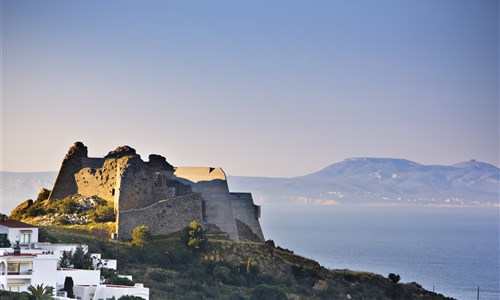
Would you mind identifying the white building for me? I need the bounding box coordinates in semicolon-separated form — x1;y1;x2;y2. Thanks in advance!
0;248;58;293
74;283;149;300
0;220;39;247
0;219;148;299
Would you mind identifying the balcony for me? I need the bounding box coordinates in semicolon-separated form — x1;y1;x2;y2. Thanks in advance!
7;270;33;276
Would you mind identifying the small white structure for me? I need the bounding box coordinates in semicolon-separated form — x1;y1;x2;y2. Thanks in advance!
74;283;149;300
91;253;117;270
35;242;88;260
0;220;39;247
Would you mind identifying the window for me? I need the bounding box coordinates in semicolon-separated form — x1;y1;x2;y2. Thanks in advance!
20;233;31;245
7;263;19;274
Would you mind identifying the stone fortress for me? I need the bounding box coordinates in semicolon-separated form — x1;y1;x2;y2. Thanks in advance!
48;142;264;242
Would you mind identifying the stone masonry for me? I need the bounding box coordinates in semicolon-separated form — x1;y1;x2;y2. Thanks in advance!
48;142;265;241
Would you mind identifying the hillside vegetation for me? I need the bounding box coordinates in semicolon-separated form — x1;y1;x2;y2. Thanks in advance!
9;190;454;299
31;224;453;300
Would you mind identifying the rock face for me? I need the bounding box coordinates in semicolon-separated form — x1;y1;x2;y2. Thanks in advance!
10;199;33;217
147;154;174;172
105;146;138;159
48;142;264;242
48;142;88;200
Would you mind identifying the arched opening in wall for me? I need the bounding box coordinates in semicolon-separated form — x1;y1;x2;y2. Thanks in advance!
0;262;5;276
111;189;115;196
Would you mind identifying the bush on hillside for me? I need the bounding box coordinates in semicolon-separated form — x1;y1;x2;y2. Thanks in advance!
132;226;151;248
101;268;135;286
91;205;115;222
184;220;206;251
250;284;288;300
118;296;146;300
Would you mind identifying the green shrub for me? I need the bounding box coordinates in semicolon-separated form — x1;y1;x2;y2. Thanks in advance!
60;198;79;214
54;216;70;225
101;268;135;286
0;290;30;300
118;296;145;300
91;205;116;222
228;292;245;300
131;226;151;248
184;220;207;251
250;284;288;300
213;265;231;283
147;270;167;282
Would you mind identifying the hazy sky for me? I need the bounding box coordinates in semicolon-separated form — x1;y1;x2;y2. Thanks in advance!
1;0;498;177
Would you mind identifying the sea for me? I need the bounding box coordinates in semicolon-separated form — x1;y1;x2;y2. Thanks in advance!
260;205;500;300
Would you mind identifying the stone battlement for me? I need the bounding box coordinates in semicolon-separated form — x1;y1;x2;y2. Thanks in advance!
48;142;264;242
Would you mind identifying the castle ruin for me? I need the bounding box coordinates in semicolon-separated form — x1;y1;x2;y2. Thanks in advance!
48;142;264;242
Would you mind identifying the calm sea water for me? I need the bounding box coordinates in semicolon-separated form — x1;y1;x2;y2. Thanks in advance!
260;205;499;300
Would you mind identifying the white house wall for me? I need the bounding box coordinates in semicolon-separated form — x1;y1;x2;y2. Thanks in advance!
57;269;100;287
32;257;57;290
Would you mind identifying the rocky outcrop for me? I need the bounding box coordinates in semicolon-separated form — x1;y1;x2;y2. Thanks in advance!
147;154;174;172
65;141;88;159
105;145;138;159
48;142;88;201
10;199;33;217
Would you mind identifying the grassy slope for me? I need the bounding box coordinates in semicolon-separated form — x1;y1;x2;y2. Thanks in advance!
37;225;455;300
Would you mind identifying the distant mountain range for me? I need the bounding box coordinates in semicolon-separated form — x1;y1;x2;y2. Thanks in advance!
1;158;499;214
228;158;499;207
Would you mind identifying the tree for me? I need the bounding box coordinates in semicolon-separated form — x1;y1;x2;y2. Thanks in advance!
27;284;54;299
71;246;93;269
185;220;206;250
131;225;151;248
388;273;401;283
0;234;11;248
63;276;74;298
59;250;72;268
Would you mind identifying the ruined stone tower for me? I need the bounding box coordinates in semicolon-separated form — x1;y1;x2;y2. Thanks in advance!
48;142;264;242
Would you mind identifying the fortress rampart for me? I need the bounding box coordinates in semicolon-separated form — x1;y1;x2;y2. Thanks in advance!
48;142;264;242
118;193;203;239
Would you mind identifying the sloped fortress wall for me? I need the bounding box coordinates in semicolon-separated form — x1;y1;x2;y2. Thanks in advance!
230;193;265;242
172;167;240;242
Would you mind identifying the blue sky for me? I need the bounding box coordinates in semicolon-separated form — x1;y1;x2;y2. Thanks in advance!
1;0;498;177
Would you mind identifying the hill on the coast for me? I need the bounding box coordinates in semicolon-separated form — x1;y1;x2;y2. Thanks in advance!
228;158;499;206
19;222;454;300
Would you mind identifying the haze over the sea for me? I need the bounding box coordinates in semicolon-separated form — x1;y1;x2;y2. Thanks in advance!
1;0;498;177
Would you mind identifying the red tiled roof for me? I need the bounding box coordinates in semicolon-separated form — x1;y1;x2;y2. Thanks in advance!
0;220;38;228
